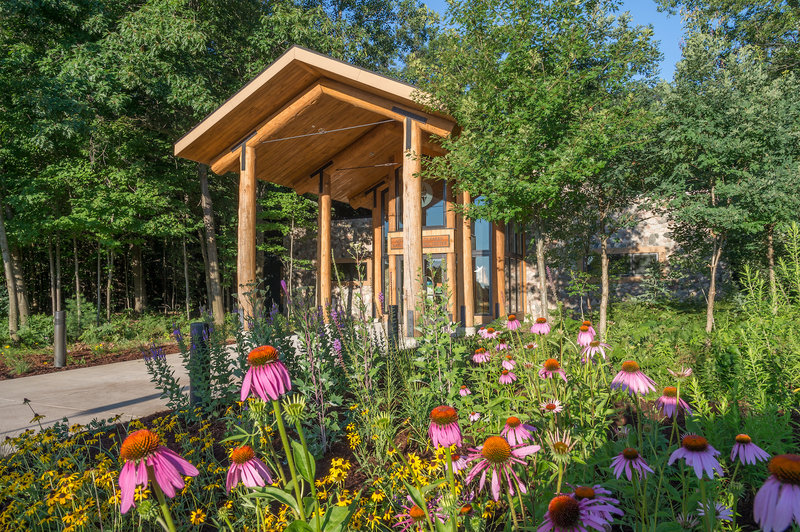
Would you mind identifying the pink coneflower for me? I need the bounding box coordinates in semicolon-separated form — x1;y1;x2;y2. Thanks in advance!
507;314;521;331
676;513;700;529
501;416;536;445
496;341;509;351
499;369;517;384
525;342;538;349
118;429;199;514
730;434;770;465
538;493;621;531
655;386;692;419
449;453;468;474
570;484;624;524
668;435;724;479
530;317;551;335
540;398;564;414
241;345;292;401
428;406;462;448
469;411;481;422
546;428;576;463
668;366;693;379
394;496;447;531
697;502;732;522
465;435;539;500
576;325;594;347
581;340;611;363
226;445;273;493
472;347;491;364
459;385;471;397
610;361;656;396
610;448;654;481
581;320;596;335
481;327;500;340
754;454;800;532
502;355;516;370
539;358;567;382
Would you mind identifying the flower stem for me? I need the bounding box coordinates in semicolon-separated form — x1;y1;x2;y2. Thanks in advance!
556;462;564;494
295;420;322;532
146;466;177;532
699;478;712;532
505;486;520;529
443;446;458;532
272;399;306;521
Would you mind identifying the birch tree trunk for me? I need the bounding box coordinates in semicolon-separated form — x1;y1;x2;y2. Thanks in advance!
182;236;190;319
96;243;102;325
198;230;212;310
106;250;114;321
73;237;81;324
49;240;56;314
534;225;549;318
705;237;724;333
56;239;62;312
767;223;777;314
0;201;20;342
131;243;145;313
199;163;224;325
11;247;29;327
599;234;610;340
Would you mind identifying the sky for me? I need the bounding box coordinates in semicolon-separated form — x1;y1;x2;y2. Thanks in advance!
421;0;686;81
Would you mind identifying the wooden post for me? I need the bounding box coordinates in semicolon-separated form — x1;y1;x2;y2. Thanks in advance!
493;222;506;318
371;194;382;318
445;182;457;321
238;145;257;324
402;118;422;336
387;162;397;306
318;171;332;312
460;191;474;328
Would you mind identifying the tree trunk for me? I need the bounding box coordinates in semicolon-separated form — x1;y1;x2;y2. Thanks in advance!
73;237;81;324
199;163;225;325
198;230;212;310
96;243;102;325
288;216;295;307
183;236;190;319
0;201;20;342
11;247;29;327
599;234;610;340
162;238;168;309
106;249;114;321
131;243;145;313
49;240;56;314
705;237;724;333
56;239;62;312
123;247;130;309
534;225;548;318
767;223;777;314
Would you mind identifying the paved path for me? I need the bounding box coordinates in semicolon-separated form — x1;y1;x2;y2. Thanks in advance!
0;354;188;440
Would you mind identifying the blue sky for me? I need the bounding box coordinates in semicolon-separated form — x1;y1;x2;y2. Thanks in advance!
422;0;685;80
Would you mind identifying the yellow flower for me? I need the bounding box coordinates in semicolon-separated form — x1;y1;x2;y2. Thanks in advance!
190;509;206;525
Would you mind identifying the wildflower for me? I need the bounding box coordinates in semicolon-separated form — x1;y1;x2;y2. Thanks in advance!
655;386;692;419
506;314;521;331
459;385;471;397
501;416;536;445
496;341;509;351
610;448;654;481
730;434;770;465
472;347;491;364
668;366;693;379
428;406;462;448
525;342;538;349
465;435;540;500
539;358;567;382
469;412;481;422
668;435;724;479
459;503;473;515
576;325;594;347
499;369;517;384
581;340;611;363
540;398;564;414
753;454;800;532
332;338;342;355
118;429;198;514
480;327;499;340
240;345;292;401
610;361;655;396
394;496;447;531
502;355;516;370
530;317;551;335
546;429;575;463
190;509;206;525
570;484;624;524
450;453;468;474
676;513;700;529
538;493;621;531
697;502;732;522
226;445;273;493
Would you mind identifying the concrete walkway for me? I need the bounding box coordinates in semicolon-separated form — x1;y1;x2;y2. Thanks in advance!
0;354;188;440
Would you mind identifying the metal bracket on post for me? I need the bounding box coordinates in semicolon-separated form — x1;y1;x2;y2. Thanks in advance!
189;322;210;407
53;311;66;367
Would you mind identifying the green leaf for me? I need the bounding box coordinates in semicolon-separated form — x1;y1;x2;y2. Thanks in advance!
319;504;358;532
292;439;316;484
285;521;314;532
246;486;300;516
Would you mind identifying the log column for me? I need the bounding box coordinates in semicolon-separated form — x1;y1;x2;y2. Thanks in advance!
402;118;422;336
238;145;257;324
387;162;397;306
493;222;506;318
445;183;457;321
460;191;474;328
318;171;332;311
371;190;382;318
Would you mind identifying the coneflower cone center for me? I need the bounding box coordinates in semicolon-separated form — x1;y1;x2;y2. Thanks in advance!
475;347;485;354
579;325;589;332
544;358;561;371
682;435;709;452
481;436;512;464
545;403;557;411
506;355;513;360
553;442;569;454
589;340;600;347
430;405;458;425
459;504;472;515
486;327;495;334
622;447;639;459
452;454;460;461
231;445;255;464
506;416;521;428
460;385;468;390
501;369;510;376
582;320;592;327
508;314;516;321
548;495;580;527
536;317;547;324
621;360;640;373
248;345;279;366
408;505;426;521
574;486;595;500
120;429;160;461
735;434;751;444
769;454;800;484
663;386;678;398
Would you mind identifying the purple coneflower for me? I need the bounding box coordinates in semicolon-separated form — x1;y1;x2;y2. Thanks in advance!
581;320;597;335
481;327;500;340
546;428;575;463
469;411;481;422
730;434;770;465
668;434;724;479
570;484;624;524
540;398;564;414
118;429;198;514
394;496;447;531
226;445;273;493
668;366;693;379
697;502;732;522
525;342;538;349
539;358;567;382
581;340;611;363
610;448;654;481
428;405;462;448
610;361;655;396
472;347;491;364
499;369;517;385
241;345;292;401
449;453;468;474
538;493;620;532
459;385;471;397
465;435;539;500
507;314;521;331
496;341;509;351
530;317;551;335
576;325;594;347
502;355;516;370
501;416;536;445
753;454;800;532
655;386;692;419
676;513;700;529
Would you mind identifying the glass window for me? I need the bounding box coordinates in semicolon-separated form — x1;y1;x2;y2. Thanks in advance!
605;252;660;277
395;168;403;230
422;180;446;227
631;253;658;276
424;254;447;299
505;258;521;314
473;255;491;315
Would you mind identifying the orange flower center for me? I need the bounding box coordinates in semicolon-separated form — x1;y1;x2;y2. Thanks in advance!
553;442;569;454
120;429;160;461
545;403;557;411
536;317;547;324
506;416;521;428
573;486;595;500
408;505;426;521
452;454;460;461
248;345;279;366
582;320;591;327
501;369;510;376
544;358;561;371
460;385;468;390
430;405;458;426
508;314;516;321
621;360;640;373
526;343;535;349
768;454;800;485
579;325;589;332
589;340;600;347
481;436;512;464
682;435;709;452
487;327;495;334
231;445;255;464
475;347;485;354
548;495;580;527
459;503;472;515
622;447;639;459
663;386;677;398
506;354;513;360
735;434;751;444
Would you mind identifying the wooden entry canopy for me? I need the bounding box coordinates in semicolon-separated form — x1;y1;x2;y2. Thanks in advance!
174;45;457;323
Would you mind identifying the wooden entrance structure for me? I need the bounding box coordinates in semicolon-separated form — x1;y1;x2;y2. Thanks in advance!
174;46;525;334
